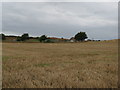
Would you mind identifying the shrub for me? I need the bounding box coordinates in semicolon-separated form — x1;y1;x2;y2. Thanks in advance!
21;33;29;41
0;33;6;40
39;35;47;42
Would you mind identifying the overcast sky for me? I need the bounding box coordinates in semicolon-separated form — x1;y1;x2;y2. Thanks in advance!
2;2;118;40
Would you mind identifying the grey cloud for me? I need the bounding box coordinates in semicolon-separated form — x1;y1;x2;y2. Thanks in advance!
2;2;118;40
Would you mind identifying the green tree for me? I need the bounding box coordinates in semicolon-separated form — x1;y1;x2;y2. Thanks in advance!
39;35;47;42
21;33;29;41
74;32;88;41
0;33;6;40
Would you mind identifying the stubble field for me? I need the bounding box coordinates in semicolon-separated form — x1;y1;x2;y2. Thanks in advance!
2;40;118;88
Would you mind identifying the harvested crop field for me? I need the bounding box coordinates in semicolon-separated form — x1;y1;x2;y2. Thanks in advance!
2;40;118;88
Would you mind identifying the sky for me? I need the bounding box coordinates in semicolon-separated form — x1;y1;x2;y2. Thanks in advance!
2;2;118;40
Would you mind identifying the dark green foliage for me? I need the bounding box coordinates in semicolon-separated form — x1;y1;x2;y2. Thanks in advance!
44;39;51;43
21;33;29;41
74;32;88;41
44;39;55;43
16;36;22;41
0;33;6;40
36;37;39;39
39;35;47;42
16;33;29;41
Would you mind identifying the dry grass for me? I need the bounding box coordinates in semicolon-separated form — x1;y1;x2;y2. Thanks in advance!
0;43;2;89
2;40;118;88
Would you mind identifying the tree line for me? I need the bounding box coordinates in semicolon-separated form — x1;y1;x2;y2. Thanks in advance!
0;32;88;42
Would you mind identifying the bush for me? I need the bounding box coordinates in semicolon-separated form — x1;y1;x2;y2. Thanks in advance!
16;36;22;41
44;39;55;43
0;33;6;40
21;33;29;41
39;35;47;42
